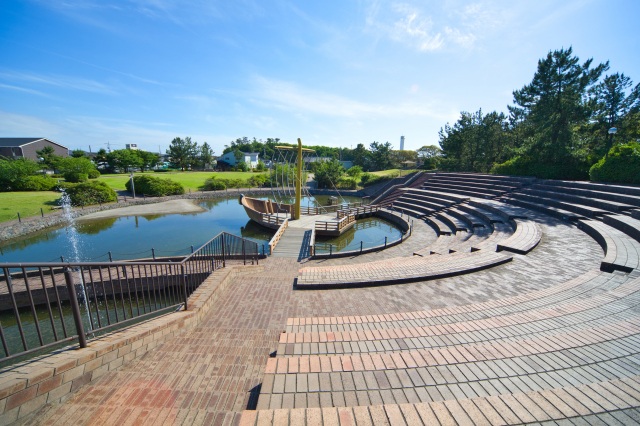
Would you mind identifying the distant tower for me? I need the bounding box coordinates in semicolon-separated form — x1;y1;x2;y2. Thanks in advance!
400;136;405;151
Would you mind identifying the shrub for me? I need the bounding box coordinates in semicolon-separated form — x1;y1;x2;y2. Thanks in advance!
248;174;268;187
126;175;185;196
88;169;101;179
359;172;386;187
337;177;357;190
18;175;58;191
590;142;640;184
60;181;117;206
202;177;226;190
64;172;89;183
491;156;588;180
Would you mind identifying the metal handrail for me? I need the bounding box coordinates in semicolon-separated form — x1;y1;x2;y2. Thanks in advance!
0;231;258;364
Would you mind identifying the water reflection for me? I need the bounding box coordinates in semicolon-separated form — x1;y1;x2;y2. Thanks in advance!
0;195;398;261
314;217;403;253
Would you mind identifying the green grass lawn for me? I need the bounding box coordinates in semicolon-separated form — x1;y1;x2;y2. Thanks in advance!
0;191;62;223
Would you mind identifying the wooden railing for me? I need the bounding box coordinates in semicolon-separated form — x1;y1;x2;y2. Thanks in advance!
260;212;288;227
337;205;381;219
315;214;355;233
308;228;316;257
268;219;289;255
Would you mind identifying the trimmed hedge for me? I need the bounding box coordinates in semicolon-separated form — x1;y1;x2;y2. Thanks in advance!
64;172;89;183
590;142;640;184
491;156;588;180
202;178;226;190
59;181;117;206
126;175;185;196
17;175;58;191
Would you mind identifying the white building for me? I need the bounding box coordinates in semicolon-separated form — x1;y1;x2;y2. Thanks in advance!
218;151;260;169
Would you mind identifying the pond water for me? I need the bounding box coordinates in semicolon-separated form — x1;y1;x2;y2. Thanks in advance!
0;195;403;262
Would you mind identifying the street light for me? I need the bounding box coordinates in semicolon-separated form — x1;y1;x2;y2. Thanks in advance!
130;173;136;199
606;127;618;158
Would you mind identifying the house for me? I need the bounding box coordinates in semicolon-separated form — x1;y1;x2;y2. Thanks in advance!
218;152;260;169
0;138;69;161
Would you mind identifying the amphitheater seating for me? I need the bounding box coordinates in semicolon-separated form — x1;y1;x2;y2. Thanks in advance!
496;219;542;254
242;269;640;421
578;219;640;273
604;214;640;243
297;251;513;288
246;173;640;423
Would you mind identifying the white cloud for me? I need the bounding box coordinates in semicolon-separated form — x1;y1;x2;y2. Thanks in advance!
250;76;452;121
363;0;509;52
0;71;117;95
0;110;61;136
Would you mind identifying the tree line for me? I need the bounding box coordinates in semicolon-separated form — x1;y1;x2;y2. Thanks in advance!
438;47;640;181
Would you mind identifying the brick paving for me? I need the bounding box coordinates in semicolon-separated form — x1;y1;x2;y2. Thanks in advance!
28;205;638;425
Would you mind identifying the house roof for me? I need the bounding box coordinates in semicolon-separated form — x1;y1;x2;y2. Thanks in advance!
0;138;69;150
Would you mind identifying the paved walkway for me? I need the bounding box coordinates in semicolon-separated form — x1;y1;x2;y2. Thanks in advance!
29;213;610;425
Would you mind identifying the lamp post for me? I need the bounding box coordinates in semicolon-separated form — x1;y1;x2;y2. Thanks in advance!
130;173;136;198
607;127;617;158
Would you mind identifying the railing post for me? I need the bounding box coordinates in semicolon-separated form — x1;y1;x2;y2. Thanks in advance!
152;248;156;260
191;245;194;253
360;241;363;254
330;244;333;256
17;212;21;223
221;234;226;267
181;264;188;310
64;268;87;348
385;236;388;248
242;239;246;265
108;251;113;262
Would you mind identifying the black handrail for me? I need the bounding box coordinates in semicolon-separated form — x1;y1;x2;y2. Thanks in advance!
0;232;258;364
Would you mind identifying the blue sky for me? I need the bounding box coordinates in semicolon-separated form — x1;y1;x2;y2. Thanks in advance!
1;1;638;155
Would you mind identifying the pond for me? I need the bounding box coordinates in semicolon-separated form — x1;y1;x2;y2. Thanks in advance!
0;195;403;262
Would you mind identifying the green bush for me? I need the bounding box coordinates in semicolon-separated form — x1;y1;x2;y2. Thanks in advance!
88;169;101;179
359;172;387;187
337;177;357;190
202;177;226;190
491;156;588;180
60;181;117;206
125;175;185;196
64;172;89;183
590;142;640;184
248;174;268;187
18;175;58;191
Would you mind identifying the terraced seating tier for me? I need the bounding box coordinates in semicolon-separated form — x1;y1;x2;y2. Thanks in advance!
603;214;640;243
542;179;640;197
241;376;640;425
526;186;637;212
509;192;609;218
530;184;640;210
401;193;455;209
405;188;469;204
253;272;640;412
468;199;529;221
296;250;513;289
434;212;468;232
496;219;542;255
424;216;454;235
392;200;433;218
578;219;640;273
402;190;458;206
446;206;489;228
420;182;501;199
501;196;587;221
